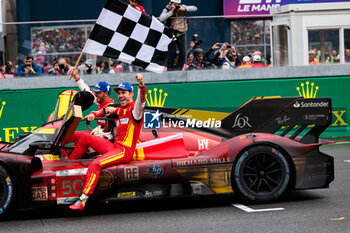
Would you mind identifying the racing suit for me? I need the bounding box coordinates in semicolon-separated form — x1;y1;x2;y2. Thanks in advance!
62;77;114;145
69;85;146;196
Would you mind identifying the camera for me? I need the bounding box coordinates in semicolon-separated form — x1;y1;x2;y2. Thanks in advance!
58;63;65;70
192;34;203;49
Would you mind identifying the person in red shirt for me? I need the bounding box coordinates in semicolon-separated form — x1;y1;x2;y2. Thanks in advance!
69;73;146;211
62;69;115;146
252;55;266;68
129;0;146;14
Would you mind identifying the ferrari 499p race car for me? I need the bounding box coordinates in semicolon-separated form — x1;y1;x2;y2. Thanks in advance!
0;90;334;216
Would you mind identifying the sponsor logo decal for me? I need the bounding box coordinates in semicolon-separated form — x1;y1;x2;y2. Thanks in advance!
175;157;231;167
143;110;221;129
120;118;129;125
124;166;139;181
303;114;326;121
293;101;329;108
296;81;319;98
293;101;301;108
144;190;163;197
97;170;114;189
237;0;281;13
57;197;79;204
56;168;88;177
149;165;164;178
146;88;168;107
117;192;136;198
294;81;347;127
143;110;161;129
32;186;48;201
198;139;209;150
232;113;252;128
275;115;290;124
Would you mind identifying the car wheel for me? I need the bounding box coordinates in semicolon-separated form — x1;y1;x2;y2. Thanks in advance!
0;166;15;216
232;145;290;202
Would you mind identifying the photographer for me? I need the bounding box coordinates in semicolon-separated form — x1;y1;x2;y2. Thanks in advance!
50;58;71;76
128;0;146;14
159;0;197;71
14;55;42;77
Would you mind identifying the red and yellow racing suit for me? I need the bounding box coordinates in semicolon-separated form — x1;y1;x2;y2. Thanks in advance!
69;85;146;196
62;78;114;145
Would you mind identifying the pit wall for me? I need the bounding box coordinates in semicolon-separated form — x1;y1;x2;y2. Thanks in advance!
0;65;349;142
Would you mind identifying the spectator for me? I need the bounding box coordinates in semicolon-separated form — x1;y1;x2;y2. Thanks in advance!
14;55;42;77
187;41;195;55
183;52;196;71
330;50;340;63
237;56;253;69
159;0;197;71
97;61;110;74
252;55;266;68
4;65;15;78
129;0;146;14
193;48;211;70
345;49;350;62
312;48;320;61
0;64;5;74
109;61;123;74
222;49;240;69
48;58;71;75
309;50;320;65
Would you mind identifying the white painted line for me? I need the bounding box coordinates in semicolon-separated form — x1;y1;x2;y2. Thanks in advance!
232;204;285;213
344;160;350;163
334;141;350;145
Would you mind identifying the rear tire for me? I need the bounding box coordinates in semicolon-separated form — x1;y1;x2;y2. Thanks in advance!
0;166;15;216
232;145;290;203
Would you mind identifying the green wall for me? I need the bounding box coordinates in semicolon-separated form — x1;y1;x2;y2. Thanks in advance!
0;76;348;142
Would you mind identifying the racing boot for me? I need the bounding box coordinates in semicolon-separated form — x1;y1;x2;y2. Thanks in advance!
69;194;89;211
69;199;87;211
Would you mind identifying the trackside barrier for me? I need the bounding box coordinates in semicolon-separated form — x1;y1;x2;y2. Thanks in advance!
0;65;349;142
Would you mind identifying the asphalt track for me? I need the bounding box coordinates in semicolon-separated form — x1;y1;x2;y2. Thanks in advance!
0;142;349;233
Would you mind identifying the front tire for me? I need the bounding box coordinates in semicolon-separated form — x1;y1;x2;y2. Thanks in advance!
0;166;15;216
232;145;290;202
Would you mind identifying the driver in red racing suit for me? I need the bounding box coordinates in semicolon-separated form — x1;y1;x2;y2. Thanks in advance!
69;73;146;211
62;69;115;145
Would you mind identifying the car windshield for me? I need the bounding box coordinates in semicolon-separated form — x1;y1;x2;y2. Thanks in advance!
4;133;53;154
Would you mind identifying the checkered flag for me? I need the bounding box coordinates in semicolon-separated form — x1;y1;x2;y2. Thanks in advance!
83;0;172;74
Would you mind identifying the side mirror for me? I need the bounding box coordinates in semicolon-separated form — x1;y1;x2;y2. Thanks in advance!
29;141;53;150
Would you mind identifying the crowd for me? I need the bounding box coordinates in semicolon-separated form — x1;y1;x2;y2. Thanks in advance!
32;27;88;54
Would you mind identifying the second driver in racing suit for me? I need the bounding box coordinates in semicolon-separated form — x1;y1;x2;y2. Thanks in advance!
62;69;115;146
69;73;146;211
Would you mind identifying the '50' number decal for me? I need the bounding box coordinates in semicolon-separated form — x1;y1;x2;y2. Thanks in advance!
61;179;84;196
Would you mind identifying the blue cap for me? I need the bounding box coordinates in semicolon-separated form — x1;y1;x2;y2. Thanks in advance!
113;82;134;93
92;81;111;94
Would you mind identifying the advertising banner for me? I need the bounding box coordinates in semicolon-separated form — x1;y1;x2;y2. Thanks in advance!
224;0;350;18
0;76;349;142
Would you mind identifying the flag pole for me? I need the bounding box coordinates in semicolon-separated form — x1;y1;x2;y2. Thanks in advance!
69;51;84;80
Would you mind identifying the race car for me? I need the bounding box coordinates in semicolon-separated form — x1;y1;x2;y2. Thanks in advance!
0;91;334;216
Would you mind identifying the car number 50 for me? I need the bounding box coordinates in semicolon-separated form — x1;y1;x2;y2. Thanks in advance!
62;179;84;195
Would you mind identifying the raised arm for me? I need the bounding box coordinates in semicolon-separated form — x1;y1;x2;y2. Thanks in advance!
70;68;97;105
132;73;146;121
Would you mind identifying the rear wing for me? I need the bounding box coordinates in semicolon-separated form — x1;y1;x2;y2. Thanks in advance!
146;97;332;144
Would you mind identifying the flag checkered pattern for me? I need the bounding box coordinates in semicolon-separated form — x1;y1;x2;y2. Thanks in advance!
83;0;172;74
